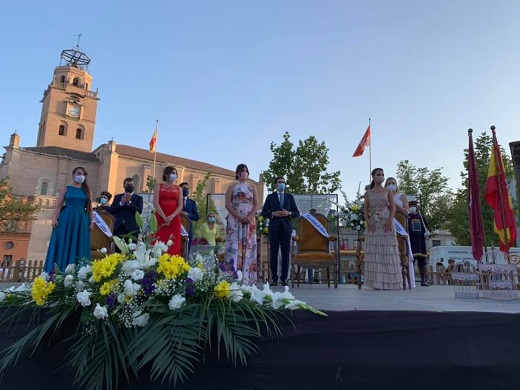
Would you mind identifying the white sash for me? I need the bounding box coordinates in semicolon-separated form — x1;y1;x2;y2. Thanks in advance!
93;210;113;238
181;224;189;237
302;213;329;238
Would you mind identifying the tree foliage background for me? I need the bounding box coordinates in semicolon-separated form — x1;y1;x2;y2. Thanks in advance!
0;177;40;232
445;132;516;247
396;160;454;234
262;132;341;194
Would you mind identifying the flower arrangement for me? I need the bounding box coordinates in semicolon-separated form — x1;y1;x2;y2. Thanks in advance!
0;211;323;390
336;190;366;233
256;213;269;237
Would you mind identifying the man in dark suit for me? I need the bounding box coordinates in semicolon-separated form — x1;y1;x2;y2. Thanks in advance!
180;182;199;255
109;178;144;243
261;176;300;286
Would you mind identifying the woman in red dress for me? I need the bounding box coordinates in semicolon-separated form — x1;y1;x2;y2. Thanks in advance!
153;166;182;255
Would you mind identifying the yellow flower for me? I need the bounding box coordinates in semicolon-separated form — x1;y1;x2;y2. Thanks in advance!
157;254;189;279
351;204;359;212
263;227;268;233
214;280;230;299
99;279;118;295
257;216;264;222
31;276;55;306
91;253;125;282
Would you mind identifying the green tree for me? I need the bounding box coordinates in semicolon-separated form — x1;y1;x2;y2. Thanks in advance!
0;177;40;232
191;172;212;234
445;131;516;246
262;131;341;194
396;160;454;233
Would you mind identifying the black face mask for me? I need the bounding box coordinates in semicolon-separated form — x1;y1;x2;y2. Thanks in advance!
182;189;189;197
125;185;134;193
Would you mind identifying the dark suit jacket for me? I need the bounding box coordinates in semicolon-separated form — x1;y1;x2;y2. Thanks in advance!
261;192;300;233
182;198;199;238
108;193;144;234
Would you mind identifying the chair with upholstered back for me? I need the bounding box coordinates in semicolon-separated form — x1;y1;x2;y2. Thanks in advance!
291;212;338;288
180;215;189;259
90;210;116;259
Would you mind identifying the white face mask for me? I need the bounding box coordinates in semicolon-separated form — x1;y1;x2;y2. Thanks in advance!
387;184;397;192
74;175;85;184
374;176;384;184
409;207;417;213
169;173;177;182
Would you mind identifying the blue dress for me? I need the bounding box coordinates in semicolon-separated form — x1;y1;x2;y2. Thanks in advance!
44;186;91;272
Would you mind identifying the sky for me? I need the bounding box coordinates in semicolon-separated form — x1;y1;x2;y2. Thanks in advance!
1;0;519;201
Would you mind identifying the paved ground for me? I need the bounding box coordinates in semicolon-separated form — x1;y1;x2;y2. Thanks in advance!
3;281;520;314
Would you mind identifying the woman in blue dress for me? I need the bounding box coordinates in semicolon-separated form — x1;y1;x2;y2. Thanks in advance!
44;167;94;272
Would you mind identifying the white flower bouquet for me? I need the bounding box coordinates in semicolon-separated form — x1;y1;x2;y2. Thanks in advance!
0;211;324;390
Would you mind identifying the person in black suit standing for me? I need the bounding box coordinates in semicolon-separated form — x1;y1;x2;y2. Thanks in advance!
261;176;300;286
109;177;144;243
179;182;199;255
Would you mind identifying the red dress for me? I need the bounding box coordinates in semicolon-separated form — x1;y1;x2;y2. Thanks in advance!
155;183;182;255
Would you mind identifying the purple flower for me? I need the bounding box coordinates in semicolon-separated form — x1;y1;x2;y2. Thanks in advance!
185;285;195;297
106;294;115;308
48;265;55;282
141;271;157;295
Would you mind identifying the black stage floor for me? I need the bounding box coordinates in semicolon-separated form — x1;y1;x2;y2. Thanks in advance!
1;310;519;390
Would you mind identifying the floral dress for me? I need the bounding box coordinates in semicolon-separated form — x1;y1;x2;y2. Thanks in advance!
363;188;403;290
225;182;258;285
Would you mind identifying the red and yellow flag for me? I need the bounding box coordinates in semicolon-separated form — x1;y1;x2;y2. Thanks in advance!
484;129;517;252
352;125;371;157
149;129;157;153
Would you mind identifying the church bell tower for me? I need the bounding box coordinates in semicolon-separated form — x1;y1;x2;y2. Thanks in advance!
36;45;99;152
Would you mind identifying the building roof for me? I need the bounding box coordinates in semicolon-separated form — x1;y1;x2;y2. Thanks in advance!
115;144;238;178
23;146;99;163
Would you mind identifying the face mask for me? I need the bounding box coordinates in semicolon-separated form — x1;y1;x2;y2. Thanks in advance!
182;188;189;197
74;175;85;184
374;176;385;184
208;217;215;223
100;198;107;205
387;184;397;192
277;183;285;191
169;174;177;182
125;185;134;193
409;207;417;213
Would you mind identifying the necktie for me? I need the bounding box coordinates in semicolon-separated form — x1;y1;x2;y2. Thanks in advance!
279;192;284;207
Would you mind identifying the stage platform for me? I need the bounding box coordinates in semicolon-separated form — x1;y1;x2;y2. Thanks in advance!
1;283;520;390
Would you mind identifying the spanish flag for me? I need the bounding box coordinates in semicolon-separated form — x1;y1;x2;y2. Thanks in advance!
484;128;517;252
352;125;371;157
149;129;157;153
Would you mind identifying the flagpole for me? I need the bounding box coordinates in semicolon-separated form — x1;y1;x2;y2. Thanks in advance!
490;125;510;252
368;118;372;182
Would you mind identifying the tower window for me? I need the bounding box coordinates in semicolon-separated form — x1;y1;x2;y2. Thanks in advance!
73;78;79;86
76;128;83;139
40;181;48;195
59;125;66;136
60;75;65;83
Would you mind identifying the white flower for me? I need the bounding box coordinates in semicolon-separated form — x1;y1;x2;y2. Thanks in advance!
122;260;139;275
75;281;85;291
271;286;295;309
187;267;203;283
0;292;6;303
229;282;243;303
193;253;203;263
39;272;50;282
240;284;252;294
168;294;186;310
99;247;107;254
13;284;29;292
77;265;92;280
131;269;145;281
127;242;137;251
131;311;150;327
284;299;306;310
64;264;75;274
250;284;271;305
166;239;173;247
123;279;141;296
76;290;92;307
117;293;125;303
93;303;109;319
64;274;74;287
236;270;243;282
88;276;95;283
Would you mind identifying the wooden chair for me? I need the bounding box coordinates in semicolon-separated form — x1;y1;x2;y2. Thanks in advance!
180;215;190;259
90;210;116;259
291;212;338;288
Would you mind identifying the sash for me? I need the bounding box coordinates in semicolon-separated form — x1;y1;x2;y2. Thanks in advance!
181;224;189;237
302;213;329;238
394;218;416;287
93;211;113;238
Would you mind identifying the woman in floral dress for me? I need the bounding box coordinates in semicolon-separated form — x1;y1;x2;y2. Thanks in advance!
363;168;403;290
224;164;259;285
